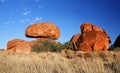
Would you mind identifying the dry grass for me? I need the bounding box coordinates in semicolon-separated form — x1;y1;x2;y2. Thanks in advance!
0;50;120;73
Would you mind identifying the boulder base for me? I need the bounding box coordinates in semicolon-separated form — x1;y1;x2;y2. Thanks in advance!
7;39;35;54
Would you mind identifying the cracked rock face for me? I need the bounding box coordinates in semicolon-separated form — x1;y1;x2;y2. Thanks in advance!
70;22;111;52
7;39;34;54
25;22;60;40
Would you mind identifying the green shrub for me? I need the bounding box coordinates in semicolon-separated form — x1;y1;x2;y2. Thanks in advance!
32;39;63;53
62;41;74;50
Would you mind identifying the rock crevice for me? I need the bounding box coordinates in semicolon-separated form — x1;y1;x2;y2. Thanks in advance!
71;22;111;52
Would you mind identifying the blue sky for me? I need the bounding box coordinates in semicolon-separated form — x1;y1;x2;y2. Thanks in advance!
0;0;120;49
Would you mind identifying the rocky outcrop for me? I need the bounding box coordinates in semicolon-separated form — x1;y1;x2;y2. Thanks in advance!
70;22;111;52
6;22;60;54
114;35;120;48
25;22;60;40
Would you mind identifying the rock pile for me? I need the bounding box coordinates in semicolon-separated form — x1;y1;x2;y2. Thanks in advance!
6;22;60;54
6;22;111;53
70;22;111;52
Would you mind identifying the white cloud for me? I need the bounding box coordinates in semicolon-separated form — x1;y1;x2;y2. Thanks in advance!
33;17;42;22
22;10;31;15
20;17;42;24
20;19;30;23
30;17;42;24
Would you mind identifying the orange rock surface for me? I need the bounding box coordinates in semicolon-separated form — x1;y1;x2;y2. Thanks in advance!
7;39;35;54
6;22;61;54
71;22;111;52
70;34;81;50
25;22;60;40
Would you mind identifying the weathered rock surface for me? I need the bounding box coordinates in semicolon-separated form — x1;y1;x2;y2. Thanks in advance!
114;35;120;47
25;22;60;40
80;22;103;33
6;22;61;54
70;34;81;50
70;22;111;52
7;39;35;54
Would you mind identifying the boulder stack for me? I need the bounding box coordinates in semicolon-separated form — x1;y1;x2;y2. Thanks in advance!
70;22;111;52
6;22;60;54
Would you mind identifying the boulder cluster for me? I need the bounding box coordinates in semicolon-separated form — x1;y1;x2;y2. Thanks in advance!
7;22;60;54
70;22;111;52
6;22;112;54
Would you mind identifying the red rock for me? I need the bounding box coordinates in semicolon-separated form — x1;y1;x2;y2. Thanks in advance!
70;34;81;50
80;22;92;33
80;22;104;33
7;39;24;50
25;22;60;40
71;22;111;52
77;31;110;52
7;39;35;54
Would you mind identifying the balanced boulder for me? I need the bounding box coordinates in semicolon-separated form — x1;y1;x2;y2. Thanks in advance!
25;22;60;40
6;22;61;54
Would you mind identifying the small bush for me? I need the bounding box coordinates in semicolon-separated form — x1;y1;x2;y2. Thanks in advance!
32;39;63;53
62;41;74;50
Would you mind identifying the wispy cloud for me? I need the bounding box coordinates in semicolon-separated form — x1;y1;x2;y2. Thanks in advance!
22;7;31;15
22;10;31;15
33;17;42;22
20;17;42;24
20;19;30;23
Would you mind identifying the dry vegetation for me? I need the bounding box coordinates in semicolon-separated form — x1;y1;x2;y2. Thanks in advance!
0;50;120;73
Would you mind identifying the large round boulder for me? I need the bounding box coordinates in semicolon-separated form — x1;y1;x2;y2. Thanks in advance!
25;22;60;40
